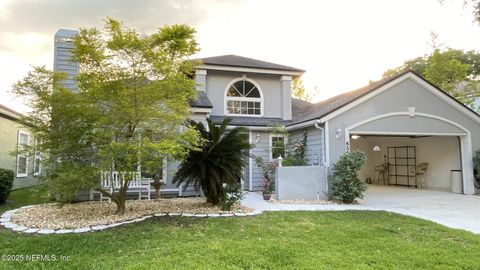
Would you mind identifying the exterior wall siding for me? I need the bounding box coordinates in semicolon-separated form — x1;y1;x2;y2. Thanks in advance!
0;116;39;190
289;126;324;166
250;131;271;191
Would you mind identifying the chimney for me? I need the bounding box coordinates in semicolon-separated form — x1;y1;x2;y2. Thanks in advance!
54;29;79;91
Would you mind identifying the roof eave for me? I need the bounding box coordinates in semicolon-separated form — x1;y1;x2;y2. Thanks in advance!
196;64;304;77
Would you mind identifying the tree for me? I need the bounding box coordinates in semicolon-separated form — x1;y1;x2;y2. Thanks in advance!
173;118;251;205
291;78;313;102
13;18;200;214
382;48;480;109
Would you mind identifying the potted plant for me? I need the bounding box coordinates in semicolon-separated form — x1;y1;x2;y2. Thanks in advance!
254;157;277;201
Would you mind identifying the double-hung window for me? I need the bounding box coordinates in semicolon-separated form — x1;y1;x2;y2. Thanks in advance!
16;130;30;177
33;137;41;176
270;135;286;160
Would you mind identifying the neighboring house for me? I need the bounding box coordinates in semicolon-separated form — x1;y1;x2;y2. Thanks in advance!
55;29;480;196
0;104;40;190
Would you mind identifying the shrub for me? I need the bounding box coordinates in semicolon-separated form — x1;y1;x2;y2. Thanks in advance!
282;155;308;166
329;150;367;203
0;168;14;204
220;182;244;211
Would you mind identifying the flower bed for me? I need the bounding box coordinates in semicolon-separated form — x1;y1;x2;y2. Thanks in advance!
1;198;256;234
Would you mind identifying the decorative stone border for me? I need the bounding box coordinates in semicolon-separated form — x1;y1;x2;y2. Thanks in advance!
0;205;262;235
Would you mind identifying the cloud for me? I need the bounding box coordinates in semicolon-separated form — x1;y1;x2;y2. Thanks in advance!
0;0;213;34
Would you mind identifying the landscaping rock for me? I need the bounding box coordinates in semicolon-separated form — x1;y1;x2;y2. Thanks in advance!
73;227;91;233
55;229;74;234
23;228;39;234
9;198;254;231
37;229;55;234
11;226;28;232
91;225;108;231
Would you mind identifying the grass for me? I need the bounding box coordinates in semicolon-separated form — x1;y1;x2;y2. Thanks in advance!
1;189;480;269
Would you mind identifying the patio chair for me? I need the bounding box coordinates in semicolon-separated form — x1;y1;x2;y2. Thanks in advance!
375;162;389;185
415;162;429;189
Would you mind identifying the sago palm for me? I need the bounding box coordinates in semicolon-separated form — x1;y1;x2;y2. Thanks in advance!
173;117;251;204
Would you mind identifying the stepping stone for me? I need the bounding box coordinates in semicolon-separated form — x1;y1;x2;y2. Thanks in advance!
207;213;221;217
181;213;195;217
143;215;153;219
168;213;181;216
91;225;108;231
234;213;247;217
154;213;166;217
0;218;10;223
11;226;28;232
132;217;145;222
220;213;234;217
194;214;207;218
23;228;39;234
37;229;55;234
106;223;121;228
20;205;34;209
55;229;74;234
73;227;91;233
1;213;12;219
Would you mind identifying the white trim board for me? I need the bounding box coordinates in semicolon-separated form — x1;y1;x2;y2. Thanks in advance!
319;72;480;125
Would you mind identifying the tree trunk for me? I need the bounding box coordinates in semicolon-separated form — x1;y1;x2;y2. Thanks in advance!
115;198;126;215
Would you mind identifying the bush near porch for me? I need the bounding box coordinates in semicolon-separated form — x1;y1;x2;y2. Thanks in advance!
2;189;480;269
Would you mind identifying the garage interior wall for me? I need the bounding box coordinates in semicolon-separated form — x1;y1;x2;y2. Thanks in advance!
351;136;461;191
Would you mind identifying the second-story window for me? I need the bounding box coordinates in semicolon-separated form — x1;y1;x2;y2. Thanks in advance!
225;78;262;116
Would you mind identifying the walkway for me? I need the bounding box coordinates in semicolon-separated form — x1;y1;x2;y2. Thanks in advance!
241;185;480;234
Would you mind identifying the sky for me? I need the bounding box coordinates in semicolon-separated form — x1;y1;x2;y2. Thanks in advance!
0;0;479;113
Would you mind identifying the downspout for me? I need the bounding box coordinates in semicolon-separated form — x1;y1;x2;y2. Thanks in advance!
314;120;328;199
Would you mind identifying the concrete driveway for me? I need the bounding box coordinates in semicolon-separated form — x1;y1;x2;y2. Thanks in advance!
241;185;480;234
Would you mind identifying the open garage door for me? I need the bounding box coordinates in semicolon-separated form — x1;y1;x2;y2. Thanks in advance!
350;135;461;192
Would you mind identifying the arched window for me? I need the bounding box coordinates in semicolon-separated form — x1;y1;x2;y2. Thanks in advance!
225;78;262;116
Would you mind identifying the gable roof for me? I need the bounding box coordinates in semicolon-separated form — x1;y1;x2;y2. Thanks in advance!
289;70;480;126
197;55;305;73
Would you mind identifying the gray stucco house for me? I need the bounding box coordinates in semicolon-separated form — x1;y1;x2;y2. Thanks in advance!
184;55;480;196
54;29;480;197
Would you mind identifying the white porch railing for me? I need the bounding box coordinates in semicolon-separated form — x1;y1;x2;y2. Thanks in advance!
95;171;151;202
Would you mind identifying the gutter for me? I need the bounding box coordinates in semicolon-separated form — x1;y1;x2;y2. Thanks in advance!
314;119;330;196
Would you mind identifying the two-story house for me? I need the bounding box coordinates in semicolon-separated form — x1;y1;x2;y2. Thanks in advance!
54;29;480;197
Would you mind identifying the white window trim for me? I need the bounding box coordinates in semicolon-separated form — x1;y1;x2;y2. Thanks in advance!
224;77;264;117
269;134;287;161
33;137;41;176
16;130;30;178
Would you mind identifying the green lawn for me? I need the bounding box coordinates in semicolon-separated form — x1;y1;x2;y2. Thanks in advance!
1;189;480;269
